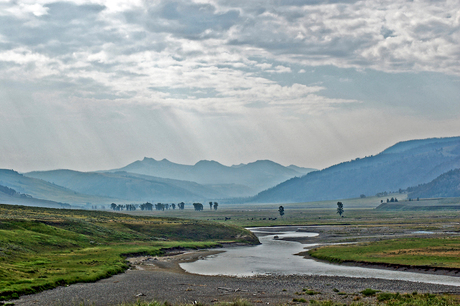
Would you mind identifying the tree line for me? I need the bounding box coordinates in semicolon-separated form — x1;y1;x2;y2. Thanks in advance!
108;201;217;211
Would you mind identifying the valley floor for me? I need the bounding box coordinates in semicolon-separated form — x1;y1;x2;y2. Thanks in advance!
15;240;460;306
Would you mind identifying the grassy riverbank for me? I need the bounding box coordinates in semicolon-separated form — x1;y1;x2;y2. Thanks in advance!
125;198;460;273
309;237;460;269
0;204;258;301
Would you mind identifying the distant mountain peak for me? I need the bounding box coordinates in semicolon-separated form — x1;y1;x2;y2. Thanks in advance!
231;163;246;168
107;158;314;195
141;157;156;162
0;169;20;175
139;157;174;164
194;160;223;166
249;160;277;165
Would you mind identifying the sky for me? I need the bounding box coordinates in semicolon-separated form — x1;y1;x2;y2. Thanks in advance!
1;0;460;172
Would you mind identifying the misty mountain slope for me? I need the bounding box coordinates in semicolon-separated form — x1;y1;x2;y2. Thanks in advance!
408;168;460;199
287;165;316;175
0;169;118;205
0;184;69;208
120;172;256;198
25;170;240;202
111;158;314;192
252;136;460;203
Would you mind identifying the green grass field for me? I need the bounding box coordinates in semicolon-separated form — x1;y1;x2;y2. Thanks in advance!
309;237;460;268
126;195;460;229
2;195;460;303
0;204;258;300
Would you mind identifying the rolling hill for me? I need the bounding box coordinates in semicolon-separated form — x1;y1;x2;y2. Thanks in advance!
110;158;315;193
25;170;252;202
0;169;120;206
408;168;460;199
251;136;460;203
0;184;70;209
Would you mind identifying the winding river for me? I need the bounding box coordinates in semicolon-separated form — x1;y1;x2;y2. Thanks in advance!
180;227;460;287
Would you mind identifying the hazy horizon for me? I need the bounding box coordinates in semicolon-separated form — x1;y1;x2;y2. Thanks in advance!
18;156;318;173
1;1;459;173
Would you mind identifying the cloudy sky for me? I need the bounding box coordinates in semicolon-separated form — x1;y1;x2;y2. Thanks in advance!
1;0;460;172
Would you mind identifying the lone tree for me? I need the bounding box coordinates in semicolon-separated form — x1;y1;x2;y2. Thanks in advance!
278;205;285;217
336;202;344;217
193;203;204;211
209;202;213;210
213;202;218;210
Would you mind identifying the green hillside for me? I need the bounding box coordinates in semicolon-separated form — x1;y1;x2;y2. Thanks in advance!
0;204;258;300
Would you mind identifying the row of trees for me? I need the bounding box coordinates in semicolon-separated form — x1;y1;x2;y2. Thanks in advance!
380;197;399;204
109;202;216;211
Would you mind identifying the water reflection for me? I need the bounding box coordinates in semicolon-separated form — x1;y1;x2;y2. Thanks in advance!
180;227;460;287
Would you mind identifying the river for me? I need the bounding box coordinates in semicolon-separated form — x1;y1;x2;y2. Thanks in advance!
180;227;460;287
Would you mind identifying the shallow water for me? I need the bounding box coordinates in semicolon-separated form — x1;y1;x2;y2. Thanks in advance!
180;227;460;287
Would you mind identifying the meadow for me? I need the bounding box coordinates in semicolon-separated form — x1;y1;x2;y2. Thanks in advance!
0;204;258;300
2;195;460;304
309;236;460;269
128;195;460;228
126;195;460;269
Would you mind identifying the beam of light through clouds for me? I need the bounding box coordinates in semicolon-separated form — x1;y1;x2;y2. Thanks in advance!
0;0;459;172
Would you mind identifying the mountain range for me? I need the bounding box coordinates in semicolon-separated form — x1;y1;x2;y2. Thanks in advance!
0;160;314;206
1;136;460;207
251;136;460;203
110;158;315;193
25;170;241;202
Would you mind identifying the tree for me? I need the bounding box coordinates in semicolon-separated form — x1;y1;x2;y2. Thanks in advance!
171;203;176;210
110;203;117;210
209;202;213;210
178;202;185;210
213;202;218;211
336;202;344;217
193;203;203;211
278;205;285;217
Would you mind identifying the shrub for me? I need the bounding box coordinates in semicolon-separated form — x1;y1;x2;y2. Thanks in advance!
361;288;379;296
